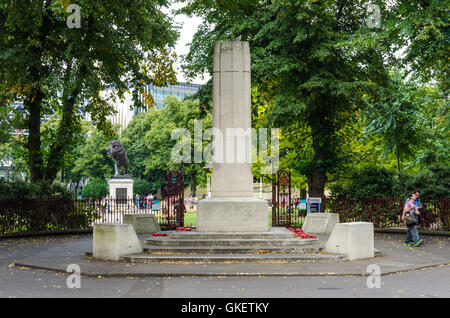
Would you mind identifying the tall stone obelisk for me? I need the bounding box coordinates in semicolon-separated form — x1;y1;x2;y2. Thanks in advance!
197;41;269;232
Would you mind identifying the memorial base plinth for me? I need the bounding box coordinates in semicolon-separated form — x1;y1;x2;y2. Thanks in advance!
107;177;134;200
197;197;269;232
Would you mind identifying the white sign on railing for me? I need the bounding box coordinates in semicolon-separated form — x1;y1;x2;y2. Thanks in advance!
152;201;161;211
307;197;322;213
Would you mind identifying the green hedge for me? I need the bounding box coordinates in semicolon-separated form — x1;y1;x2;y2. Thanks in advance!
0;199;101;234
329;166;449;201
0;180;72;200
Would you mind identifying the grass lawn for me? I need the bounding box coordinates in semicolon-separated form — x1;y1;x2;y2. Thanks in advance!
184;212;197;227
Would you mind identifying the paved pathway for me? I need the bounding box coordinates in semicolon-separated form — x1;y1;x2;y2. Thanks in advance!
1;232;449;277
0;232;448;298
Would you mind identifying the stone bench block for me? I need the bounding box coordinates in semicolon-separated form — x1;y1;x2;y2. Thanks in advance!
123;214;161;234
93;223;143;261
302;213;339;235
324;222;374;260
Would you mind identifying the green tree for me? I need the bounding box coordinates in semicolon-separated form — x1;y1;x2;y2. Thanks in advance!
120;111;158;179
394;0;450;93
178;0;393;198
363;73;423;171
145;96;212;196
413;84;450;169
0;0;178;184
81;178;108;199
133;179;154;196
122;96;212;196
71;125;118;181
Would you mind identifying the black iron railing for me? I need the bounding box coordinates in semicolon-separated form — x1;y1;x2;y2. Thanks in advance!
272;197;449;231
0;197;184;235
1;197;448;235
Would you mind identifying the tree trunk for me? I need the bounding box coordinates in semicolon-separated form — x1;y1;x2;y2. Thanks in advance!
26;87;44;183
43;94;78;182
61;163;64;185
307;132;328;211
75;174;81;197
0;9;7;36
43;62;86;182
300;189;307;199
307;169;327;199
190;170;197;197
396;144;400;172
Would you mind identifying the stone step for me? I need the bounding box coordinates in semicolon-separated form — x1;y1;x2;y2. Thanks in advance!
84;248;382;263
142;246;323;255
169;229;294;240
144;237;318;247
121;253;347;264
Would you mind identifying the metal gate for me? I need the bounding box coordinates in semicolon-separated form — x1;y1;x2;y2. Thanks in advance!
272;170;292;227
165;169;185;229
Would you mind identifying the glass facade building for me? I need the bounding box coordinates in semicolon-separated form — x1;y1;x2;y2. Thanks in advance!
137;82;202;113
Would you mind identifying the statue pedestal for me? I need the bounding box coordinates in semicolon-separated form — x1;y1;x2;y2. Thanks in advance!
108;177;134;201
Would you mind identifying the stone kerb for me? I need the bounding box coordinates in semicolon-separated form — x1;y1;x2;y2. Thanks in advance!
93;223;143;261
324;222;374;261
123;214;161;234
302;213;339;235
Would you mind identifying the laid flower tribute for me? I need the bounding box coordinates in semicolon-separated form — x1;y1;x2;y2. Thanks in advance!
288;228;316;239
176;226;196;232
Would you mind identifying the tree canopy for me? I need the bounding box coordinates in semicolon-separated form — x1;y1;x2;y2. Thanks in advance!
176;0;448;199
0;0;447;202
177;0;395;197
121;96;212;196
0;0;178;184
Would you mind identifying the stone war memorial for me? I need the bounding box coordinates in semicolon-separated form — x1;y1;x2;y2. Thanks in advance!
91;41;377;264
196;41;269;233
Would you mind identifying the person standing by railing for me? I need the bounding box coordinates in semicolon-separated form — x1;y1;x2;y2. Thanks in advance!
143;195;147;209
148;193;154;210
106;197;110;213
135;193;140;210
402;192;423;247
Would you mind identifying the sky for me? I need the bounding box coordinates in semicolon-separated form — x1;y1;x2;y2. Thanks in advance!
163;3;210;84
